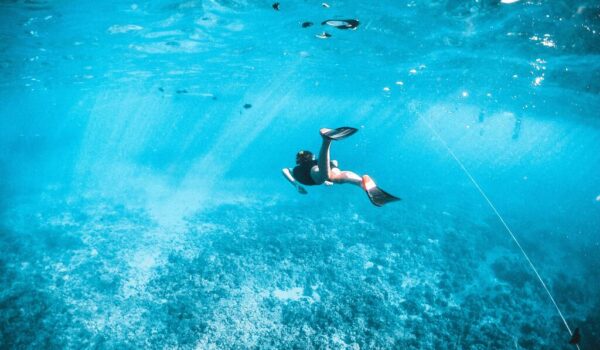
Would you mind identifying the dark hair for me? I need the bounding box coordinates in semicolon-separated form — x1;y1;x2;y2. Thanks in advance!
296;150;314;164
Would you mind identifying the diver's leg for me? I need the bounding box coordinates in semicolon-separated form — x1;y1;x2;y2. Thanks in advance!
310;129;334;184
330;168;363;187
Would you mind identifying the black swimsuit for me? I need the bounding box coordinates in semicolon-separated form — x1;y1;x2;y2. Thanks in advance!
292;160;337;186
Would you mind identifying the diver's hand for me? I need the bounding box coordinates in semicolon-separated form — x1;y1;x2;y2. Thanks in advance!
297;185;308;194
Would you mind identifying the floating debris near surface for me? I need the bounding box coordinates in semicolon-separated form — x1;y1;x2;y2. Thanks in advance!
199;93;218;100
272;2;279;11
158;87;164;92
243;103;252;109
322;19;359;30
315;32;332;39
176;89;188;94
322;2;330;8
302;21;313;28
569;327;581;345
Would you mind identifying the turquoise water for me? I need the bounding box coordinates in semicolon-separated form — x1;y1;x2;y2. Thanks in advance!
1;0;599;348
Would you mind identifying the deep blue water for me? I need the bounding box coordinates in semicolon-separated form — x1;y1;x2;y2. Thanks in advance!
1;0;599;348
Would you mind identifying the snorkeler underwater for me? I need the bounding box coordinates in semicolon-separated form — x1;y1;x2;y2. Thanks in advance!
0;0;599;349
282;127;401;207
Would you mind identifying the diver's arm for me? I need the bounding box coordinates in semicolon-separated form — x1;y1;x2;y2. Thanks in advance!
281;168;307;194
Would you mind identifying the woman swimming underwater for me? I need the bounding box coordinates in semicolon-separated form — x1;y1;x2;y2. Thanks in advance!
282;127;400;207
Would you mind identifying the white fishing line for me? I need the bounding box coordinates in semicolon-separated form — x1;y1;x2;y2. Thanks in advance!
420;116;579;349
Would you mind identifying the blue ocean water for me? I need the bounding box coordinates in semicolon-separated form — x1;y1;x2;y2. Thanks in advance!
1;0;599;348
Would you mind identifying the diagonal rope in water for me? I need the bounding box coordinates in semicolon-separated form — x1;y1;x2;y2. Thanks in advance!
420;116;579;349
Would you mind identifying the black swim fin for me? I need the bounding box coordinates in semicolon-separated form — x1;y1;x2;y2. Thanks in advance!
322;127;358;141
362;175;401;207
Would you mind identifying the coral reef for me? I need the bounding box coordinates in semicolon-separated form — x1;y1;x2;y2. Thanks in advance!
0;193;593;348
